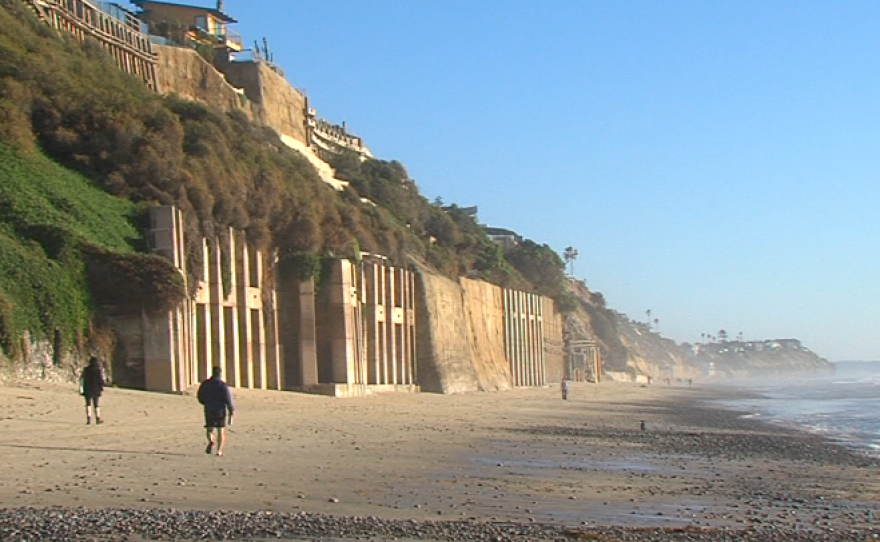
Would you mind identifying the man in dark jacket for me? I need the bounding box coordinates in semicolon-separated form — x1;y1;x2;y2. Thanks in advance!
81;356;105;425
197;366;234;456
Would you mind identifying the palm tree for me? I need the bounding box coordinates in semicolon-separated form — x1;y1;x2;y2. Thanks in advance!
563;246;578;276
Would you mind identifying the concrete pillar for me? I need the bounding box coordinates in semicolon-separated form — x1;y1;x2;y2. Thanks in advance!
364;262;383;384
235;234;253;388
264;285;282;390
147;206;192;392
208;238;226;378
529;294;538;387
143;310;175;392
386;265;398;385
378;263;389;383
276;270;318;389
516;291;525;386
172;305;185;391
196;302;210;382
329;260;359;384
195;240;212;383
298;279;319;386
407;269;417;385
222;231;241;387
537;297;546;386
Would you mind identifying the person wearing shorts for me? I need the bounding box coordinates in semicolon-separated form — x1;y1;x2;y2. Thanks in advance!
197;366;234;456
81;356;105;425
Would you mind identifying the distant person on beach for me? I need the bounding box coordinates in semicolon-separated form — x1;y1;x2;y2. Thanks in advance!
81;356;105;425
561;378;570;400
197;366;234;456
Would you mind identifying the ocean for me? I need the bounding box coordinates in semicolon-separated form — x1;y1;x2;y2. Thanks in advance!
714;361;880;458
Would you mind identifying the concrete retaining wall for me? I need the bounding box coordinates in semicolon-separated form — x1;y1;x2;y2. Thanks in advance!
219;60;308;146
155;45;250;114
415;267;561;394
415;267;481;394
460;278;511;391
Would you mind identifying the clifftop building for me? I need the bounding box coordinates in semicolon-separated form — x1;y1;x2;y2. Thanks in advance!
131;0;242;51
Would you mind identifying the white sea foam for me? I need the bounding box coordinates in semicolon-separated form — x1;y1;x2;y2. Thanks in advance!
718;363;880;458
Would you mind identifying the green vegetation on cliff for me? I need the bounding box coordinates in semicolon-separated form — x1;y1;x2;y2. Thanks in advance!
0;141;184;357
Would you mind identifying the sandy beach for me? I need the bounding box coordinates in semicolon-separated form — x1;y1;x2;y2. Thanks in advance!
0;380;877;541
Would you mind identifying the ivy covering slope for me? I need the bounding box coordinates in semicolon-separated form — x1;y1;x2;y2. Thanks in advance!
0;141;184;357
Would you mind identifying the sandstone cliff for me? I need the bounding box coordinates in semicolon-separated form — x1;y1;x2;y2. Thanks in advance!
563;279;833;382
414;265;511;393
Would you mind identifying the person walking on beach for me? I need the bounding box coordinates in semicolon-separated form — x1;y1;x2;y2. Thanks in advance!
561;378;570;401
198;366;234;456
81;356;105;425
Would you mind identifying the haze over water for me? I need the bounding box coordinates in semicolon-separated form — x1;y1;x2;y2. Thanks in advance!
716;362;880;457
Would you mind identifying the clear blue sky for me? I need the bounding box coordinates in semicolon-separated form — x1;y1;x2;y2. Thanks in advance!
168;1;880;361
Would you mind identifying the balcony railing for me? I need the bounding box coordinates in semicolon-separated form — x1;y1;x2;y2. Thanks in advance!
194;23;243;51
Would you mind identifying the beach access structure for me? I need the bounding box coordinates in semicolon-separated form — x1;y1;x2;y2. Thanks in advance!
21;0;159;90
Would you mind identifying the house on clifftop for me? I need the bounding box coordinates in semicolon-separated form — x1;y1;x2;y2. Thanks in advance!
131;0;243;52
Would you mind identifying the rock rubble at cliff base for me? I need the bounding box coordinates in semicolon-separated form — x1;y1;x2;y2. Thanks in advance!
0;507;874;542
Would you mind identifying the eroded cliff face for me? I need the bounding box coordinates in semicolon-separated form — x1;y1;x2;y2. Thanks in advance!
563;279;833;381
154;47;308;148
694;341;834;378
414;266;510;393
155;46;252;116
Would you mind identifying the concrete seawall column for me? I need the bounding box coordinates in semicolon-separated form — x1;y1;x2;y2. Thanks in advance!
328;259;358;384
516;291;526;386
386;265;399;385
276;272;318;389
144;206;190;392
406;269;417;385
221;231;241;387
536;295;546;386
265;283;282;391
234;234;254;388
529;293;539;387
364;261;386;385
195;239;211;383
298;279;319;386
208;238;226;381
142;309;175;391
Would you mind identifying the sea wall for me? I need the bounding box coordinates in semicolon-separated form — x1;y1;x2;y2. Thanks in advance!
415;267;482;394
414;267;562;394
459;277;511;391
542;296;565;383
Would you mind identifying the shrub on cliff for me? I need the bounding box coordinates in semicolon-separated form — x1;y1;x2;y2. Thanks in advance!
81;245;186;314
504;240;576;311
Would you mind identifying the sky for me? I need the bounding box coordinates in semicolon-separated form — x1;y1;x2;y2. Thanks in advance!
149;1;879;361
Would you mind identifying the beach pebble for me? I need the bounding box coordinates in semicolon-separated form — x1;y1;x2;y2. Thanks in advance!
0;506;864;542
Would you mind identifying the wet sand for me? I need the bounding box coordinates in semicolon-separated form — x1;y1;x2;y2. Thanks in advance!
0;380;877;540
